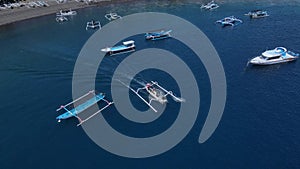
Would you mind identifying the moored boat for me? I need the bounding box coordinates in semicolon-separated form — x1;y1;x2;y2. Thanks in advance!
105;12;122;21
56;9;77;16
201;0;219;10
56;16;68;22
86;20;101;30
145;29;172;40
56;90;113;126
216;16;243;27
101;40;135;55
249;47;299;65
245;10;269;19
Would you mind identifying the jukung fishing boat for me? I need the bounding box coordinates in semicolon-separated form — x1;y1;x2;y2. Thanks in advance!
105;12;122;21
56;16;68;22
119;80;185;112
56;90;113;126
216;16;243;27
145;29;172;40
101;40;135;55
245;10;269;19
200;0;219;10
86;20;101;30
56;9;77;16
248;47;299;65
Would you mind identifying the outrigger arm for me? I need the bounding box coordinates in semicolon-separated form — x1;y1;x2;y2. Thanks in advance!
57;106;83;123
119;80;158;112
150;81;185;102
56;91;113;126
56;90;94;112
77;100;114;126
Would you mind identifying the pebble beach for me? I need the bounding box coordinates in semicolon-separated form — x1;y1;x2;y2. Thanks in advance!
0;0;134;26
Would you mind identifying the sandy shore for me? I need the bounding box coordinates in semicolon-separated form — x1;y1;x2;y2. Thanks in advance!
0;0;120;26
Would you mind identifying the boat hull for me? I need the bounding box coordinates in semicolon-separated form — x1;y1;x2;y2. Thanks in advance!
56;93;105;120
108;46;135;55
145;34;170;40
250;57;298;65
250;59;297;66
146;87;167;104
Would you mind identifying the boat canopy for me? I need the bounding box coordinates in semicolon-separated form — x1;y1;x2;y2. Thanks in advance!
262;47;287;58
123;40;135;45
275;47;287;53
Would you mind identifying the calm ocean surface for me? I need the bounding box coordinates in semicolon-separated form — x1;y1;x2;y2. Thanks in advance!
0;1;300;169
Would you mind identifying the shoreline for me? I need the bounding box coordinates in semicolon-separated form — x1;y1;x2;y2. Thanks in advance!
0;0;136;27
1;0;287;27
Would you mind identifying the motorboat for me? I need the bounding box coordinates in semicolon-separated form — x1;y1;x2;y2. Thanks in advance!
145;29;172;40
245;10;269;19
105;12;122;21
145;83;168;104
86;20;101;30
216;16;243;27
56;9;77;16
101;40;135;55
249;47;299;65
201;0;219;10
119;80;185;112
56;16;68;22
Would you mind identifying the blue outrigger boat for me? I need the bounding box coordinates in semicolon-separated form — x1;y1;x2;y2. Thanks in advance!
216;16;243;27
145;29;172;40
101;40;135;55
56;90;113;126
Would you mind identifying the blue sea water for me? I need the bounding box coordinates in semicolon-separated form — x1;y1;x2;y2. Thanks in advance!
0;1;300;169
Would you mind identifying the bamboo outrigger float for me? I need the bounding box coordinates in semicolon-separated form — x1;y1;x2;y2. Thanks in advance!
56;90;113;126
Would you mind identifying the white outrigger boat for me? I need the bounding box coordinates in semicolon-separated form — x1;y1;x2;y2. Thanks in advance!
56;9;77;16
101;40;135;55
248;47;299;65
216;16;243;27
245;10;269;19
56;16;68;22
145;29;172;41
201;0;219;10
105;12;122;21
120;81;185;113
56;90;113;126
86;20;101;30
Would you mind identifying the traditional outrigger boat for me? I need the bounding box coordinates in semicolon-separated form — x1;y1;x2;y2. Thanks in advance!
56;90;113;126
216;16;243;27
201;0;219;10
120;80;185;112
245;10;269;19
56;16;68;22
145;29;172;40
105;12;122;21
56;9;77;16
86;20;101;30
248;47;299;65
101;40;135;56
